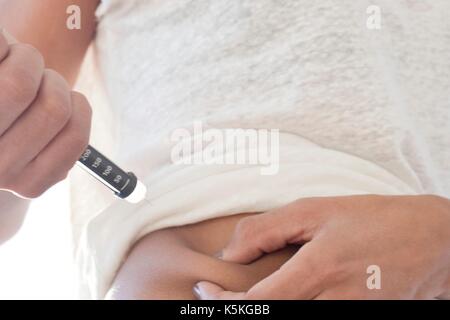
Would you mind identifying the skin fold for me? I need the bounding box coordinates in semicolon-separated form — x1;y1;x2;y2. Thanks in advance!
107;213;298;299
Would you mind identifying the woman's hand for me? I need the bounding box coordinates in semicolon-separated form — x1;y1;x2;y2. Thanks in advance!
0;29;92;198
194;195;450;299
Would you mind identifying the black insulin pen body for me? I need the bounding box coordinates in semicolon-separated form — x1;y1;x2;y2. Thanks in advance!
77;145;144;201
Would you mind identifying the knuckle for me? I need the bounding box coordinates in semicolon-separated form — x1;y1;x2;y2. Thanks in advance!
319;256;348;284
68;129;90;154
0;43;44;106
0;70;38;108
235;217;257;241
17;43;44;66
71;91;93;124
43;96;72;125
320;263;338;282
81;100;93;123
290;198;321;221
291;197;333;229
40;71;72;125
71;90;88;105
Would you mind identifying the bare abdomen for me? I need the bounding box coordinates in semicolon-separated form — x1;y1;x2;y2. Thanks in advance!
107;212;297;299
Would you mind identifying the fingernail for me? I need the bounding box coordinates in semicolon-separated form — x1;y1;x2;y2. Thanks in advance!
214;250;223;259
193;283;202;299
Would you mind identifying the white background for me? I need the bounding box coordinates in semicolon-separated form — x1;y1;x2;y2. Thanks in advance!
0;181;77;299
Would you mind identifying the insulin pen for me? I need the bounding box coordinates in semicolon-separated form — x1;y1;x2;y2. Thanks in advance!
77;145;147;204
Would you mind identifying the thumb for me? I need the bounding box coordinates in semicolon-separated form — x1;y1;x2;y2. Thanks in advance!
221;198;328;264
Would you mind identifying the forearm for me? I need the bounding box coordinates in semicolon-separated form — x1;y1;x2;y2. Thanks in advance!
0;190;29;244
0;0;99;85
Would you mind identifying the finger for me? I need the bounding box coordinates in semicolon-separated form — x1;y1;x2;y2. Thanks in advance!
222;198;329;264
0;43;45;134
242;242;326;299
9;92;91;198
194;281;247;300
0;69;72;179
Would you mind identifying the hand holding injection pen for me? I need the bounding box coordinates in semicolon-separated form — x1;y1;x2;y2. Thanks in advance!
0;28;91;198
0;29;146;203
